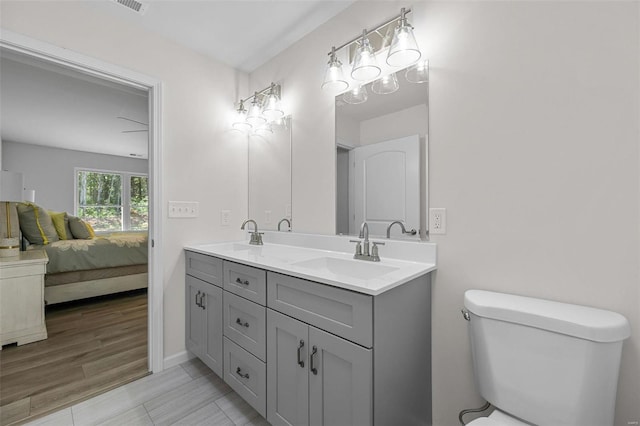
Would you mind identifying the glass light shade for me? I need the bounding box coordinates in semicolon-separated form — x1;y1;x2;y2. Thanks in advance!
246;94;266;127
372;72;399;95
386;21;421;67
262;84;284;122
254;122;273;136
351;32;381;81
343;84;368;104
405;60;429;83
322;48;349;93
232;101;251;132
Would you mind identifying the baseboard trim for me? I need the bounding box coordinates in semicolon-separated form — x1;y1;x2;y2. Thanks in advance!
163;350;194;370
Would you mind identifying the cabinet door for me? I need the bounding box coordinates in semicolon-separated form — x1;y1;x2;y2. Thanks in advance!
309;327;372;426
267;309;309;426
185;276;205;358
201;282;224;377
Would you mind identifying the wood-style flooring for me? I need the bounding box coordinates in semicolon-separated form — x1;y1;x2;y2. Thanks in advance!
0;289;149;425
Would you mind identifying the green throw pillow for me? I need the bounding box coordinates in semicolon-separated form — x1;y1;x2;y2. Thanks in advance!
68;216;95;239
48;211;73;240
16;202;60;245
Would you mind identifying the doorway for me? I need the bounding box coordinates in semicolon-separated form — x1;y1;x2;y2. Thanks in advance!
0;30;163;423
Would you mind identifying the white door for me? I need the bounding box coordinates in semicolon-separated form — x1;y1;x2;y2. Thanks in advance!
351;135;420;237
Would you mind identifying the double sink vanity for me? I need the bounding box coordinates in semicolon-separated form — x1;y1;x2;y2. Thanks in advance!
184;231;436;425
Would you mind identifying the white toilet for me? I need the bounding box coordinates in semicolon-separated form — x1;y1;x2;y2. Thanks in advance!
462;290;631;426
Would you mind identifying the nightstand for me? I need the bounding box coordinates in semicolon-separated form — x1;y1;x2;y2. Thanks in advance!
0;250;49;348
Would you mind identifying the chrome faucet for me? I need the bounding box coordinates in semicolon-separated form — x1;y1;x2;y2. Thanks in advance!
240;219;263;245
350;221;384;262
277;218;291;232
386;220;417;239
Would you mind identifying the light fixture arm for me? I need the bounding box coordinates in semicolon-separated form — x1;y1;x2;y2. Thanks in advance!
236;82;281;107
326;8;413;56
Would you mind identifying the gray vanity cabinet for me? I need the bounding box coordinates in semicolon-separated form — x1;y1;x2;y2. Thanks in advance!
267;309;372;426
185;253;224;377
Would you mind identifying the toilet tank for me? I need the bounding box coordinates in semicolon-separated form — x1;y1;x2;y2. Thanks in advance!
464;290;630;426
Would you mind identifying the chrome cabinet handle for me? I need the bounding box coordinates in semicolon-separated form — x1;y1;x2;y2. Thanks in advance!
200;293;206;309
195;291;201;308
297;340;305;368
235;318;249;328
235;277;250;286
236;367;250;379
310;345;318;375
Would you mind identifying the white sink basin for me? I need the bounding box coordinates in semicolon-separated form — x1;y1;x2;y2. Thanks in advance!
293;257;399;280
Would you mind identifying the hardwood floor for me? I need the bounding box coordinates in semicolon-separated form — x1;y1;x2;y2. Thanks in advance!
0;289;149;425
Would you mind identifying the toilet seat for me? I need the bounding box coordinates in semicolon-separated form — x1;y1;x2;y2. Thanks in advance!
466;409;533;426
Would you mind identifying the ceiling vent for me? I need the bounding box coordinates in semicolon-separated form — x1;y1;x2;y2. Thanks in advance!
111;0;149;15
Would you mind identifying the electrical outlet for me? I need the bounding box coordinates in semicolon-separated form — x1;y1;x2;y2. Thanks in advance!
168;201;199;218
429;208;446;234
265;210;272;224
220;210;230;226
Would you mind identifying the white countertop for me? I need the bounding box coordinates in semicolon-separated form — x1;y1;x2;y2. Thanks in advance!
185;232;436;296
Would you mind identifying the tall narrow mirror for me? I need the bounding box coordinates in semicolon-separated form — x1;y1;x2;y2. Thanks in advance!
336;66;428;239
248;116;292;231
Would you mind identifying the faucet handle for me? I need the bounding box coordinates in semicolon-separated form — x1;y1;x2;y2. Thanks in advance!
349;239;362;256
371;241;385;262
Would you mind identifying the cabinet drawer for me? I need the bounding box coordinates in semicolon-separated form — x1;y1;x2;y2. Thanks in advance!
223;291;266;361
186;252;223;287
267;272;373;348
223;337;266;417
223;261;266;305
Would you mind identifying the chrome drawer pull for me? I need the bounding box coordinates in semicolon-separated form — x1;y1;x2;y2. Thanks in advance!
236;367;250;379
297;340;305;368
195;291;201;308
235;277;250;286
310;345;318;375
235;318;250;328
200;293;206;310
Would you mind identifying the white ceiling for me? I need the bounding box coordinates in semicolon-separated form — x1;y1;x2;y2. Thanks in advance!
87;0;355;73
0;1;354;159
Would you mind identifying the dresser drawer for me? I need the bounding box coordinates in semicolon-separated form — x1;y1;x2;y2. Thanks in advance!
267;272;373;348
223;291;266;361
223;261;267;305
223;337;266;417
186;252;223;287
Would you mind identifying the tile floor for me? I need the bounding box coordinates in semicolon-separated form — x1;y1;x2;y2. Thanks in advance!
25;358;270;426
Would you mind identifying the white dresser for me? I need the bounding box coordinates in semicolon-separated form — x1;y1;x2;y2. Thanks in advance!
0;250;49;348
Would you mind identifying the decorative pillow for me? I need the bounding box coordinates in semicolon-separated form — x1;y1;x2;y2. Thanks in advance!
16;202;60;245
68;216;95;239
48;211;73;240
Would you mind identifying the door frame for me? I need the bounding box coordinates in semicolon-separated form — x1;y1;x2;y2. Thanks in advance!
0;30;164;373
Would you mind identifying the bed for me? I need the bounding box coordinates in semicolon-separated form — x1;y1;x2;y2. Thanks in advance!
26;231;148;304
1;201;148;305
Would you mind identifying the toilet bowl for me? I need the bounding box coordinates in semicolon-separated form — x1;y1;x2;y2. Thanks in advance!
467;409;533;426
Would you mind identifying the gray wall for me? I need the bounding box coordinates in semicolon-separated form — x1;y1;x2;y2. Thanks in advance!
2;141;148;214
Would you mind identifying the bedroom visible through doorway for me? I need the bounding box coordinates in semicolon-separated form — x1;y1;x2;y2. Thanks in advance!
0;32;162;424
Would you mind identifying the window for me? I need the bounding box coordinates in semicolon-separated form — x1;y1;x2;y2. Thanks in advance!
76;169;148;232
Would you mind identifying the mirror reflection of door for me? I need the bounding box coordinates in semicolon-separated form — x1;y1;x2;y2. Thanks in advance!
351;135;420;237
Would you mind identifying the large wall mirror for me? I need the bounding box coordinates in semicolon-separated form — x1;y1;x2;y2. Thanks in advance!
336;66;429;240
248;116;292;231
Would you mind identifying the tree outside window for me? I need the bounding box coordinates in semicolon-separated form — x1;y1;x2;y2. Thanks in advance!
76;169;148;232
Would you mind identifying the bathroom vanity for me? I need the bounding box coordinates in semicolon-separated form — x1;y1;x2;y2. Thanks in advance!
185;232;436;426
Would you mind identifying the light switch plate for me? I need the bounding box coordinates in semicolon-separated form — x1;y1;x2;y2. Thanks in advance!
168;201;199;218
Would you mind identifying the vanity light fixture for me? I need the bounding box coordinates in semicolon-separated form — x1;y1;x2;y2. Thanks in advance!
405;59;429;83
351;30;381;81
322;46;349;93
386;8;421;67
321;7;425;102
343;83;368;105
262;83;284;122
372;72;399;95
246;92;267;127
231;82;284;133
232;99;252;132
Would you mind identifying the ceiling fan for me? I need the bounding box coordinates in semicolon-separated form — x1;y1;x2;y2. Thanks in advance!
117;116;148;133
